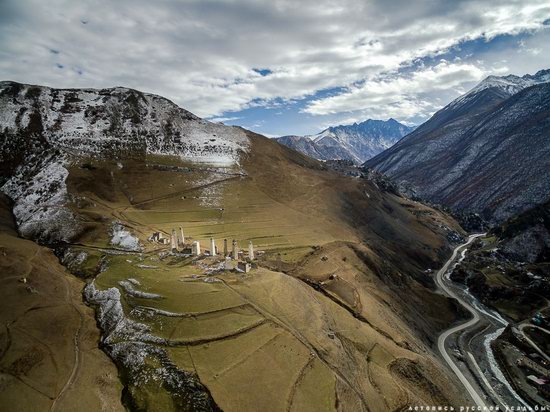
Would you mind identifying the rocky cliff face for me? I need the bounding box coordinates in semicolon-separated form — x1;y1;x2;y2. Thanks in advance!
275;134;334;160
0;81;249;242
276;118;413;164
365;70;550;224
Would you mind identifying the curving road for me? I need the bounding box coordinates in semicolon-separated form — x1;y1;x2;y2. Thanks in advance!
436;233;487;408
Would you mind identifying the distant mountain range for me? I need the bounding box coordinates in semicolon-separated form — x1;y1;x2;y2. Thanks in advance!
365;69;550;223
275;118;413;164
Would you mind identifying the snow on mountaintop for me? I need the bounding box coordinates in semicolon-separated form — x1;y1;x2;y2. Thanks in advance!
468;74;533;96
311;128;334;143
0;81;250;243
0;81;249;166
451;69;550;108
276;118;413;164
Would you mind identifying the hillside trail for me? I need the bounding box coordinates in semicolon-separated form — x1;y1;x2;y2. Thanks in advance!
49;255;84;412
218;278;371;411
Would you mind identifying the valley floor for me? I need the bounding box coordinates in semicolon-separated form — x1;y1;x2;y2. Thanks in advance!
435;235;543;409
448;236;550;408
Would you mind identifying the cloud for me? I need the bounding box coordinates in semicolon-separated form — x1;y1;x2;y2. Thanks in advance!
0;0;549;120
303;61;487;118
207;116;242;123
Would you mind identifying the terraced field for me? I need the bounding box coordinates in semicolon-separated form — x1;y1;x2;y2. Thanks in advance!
92;254;355;410
64;157;362;410
68;155;355;256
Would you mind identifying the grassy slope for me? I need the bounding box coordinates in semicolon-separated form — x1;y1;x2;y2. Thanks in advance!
55;133;468;410
0;194;124;411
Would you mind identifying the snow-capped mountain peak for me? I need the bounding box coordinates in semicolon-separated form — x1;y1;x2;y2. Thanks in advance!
451;69;550;108
276;118;413;164
365;69;550;224
0;81;249;167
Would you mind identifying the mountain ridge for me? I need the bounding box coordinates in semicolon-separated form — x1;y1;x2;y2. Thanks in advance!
276;118;413;164
0;80;250;242
365;70;550;223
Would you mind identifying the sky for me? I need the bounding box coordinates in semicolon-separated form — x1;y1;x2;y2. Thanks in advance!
1;0;550;136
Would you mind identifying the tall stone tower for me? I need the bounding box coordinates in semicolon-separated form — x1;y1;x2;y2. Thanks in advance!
210;238;216;256
223;239;228;257
192;241;201;256
179;227;185;247
232;239;238;260
248;241;254;260
171;228;177;252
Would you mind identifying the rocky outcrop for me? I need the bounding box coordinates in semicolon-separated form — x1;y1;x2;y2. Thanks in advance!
0;81;249;171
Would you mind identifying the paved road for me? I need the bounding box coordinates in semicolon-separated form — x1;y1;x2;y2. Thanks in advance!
436;233;487;408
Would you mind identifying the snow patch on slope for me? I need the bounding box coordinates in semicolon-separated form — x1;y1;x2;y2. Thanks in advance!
84;281;217;407
110;222;142;251
1;82;250;166
1;154;81;243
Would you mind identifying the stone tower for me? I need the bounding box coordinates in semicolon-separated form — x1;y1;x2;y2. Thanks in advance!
192;241;201;256
248;241;254;260
232;239;238;260
179;227;185;247
223;239;228;257
210;238;216;256
171;228;177;252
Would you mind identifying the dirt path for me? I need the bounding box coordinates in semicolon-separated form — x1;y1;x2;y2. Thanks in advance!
49;269;84;412
286;356;314;412
129;175;243;207
219;279;370;411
